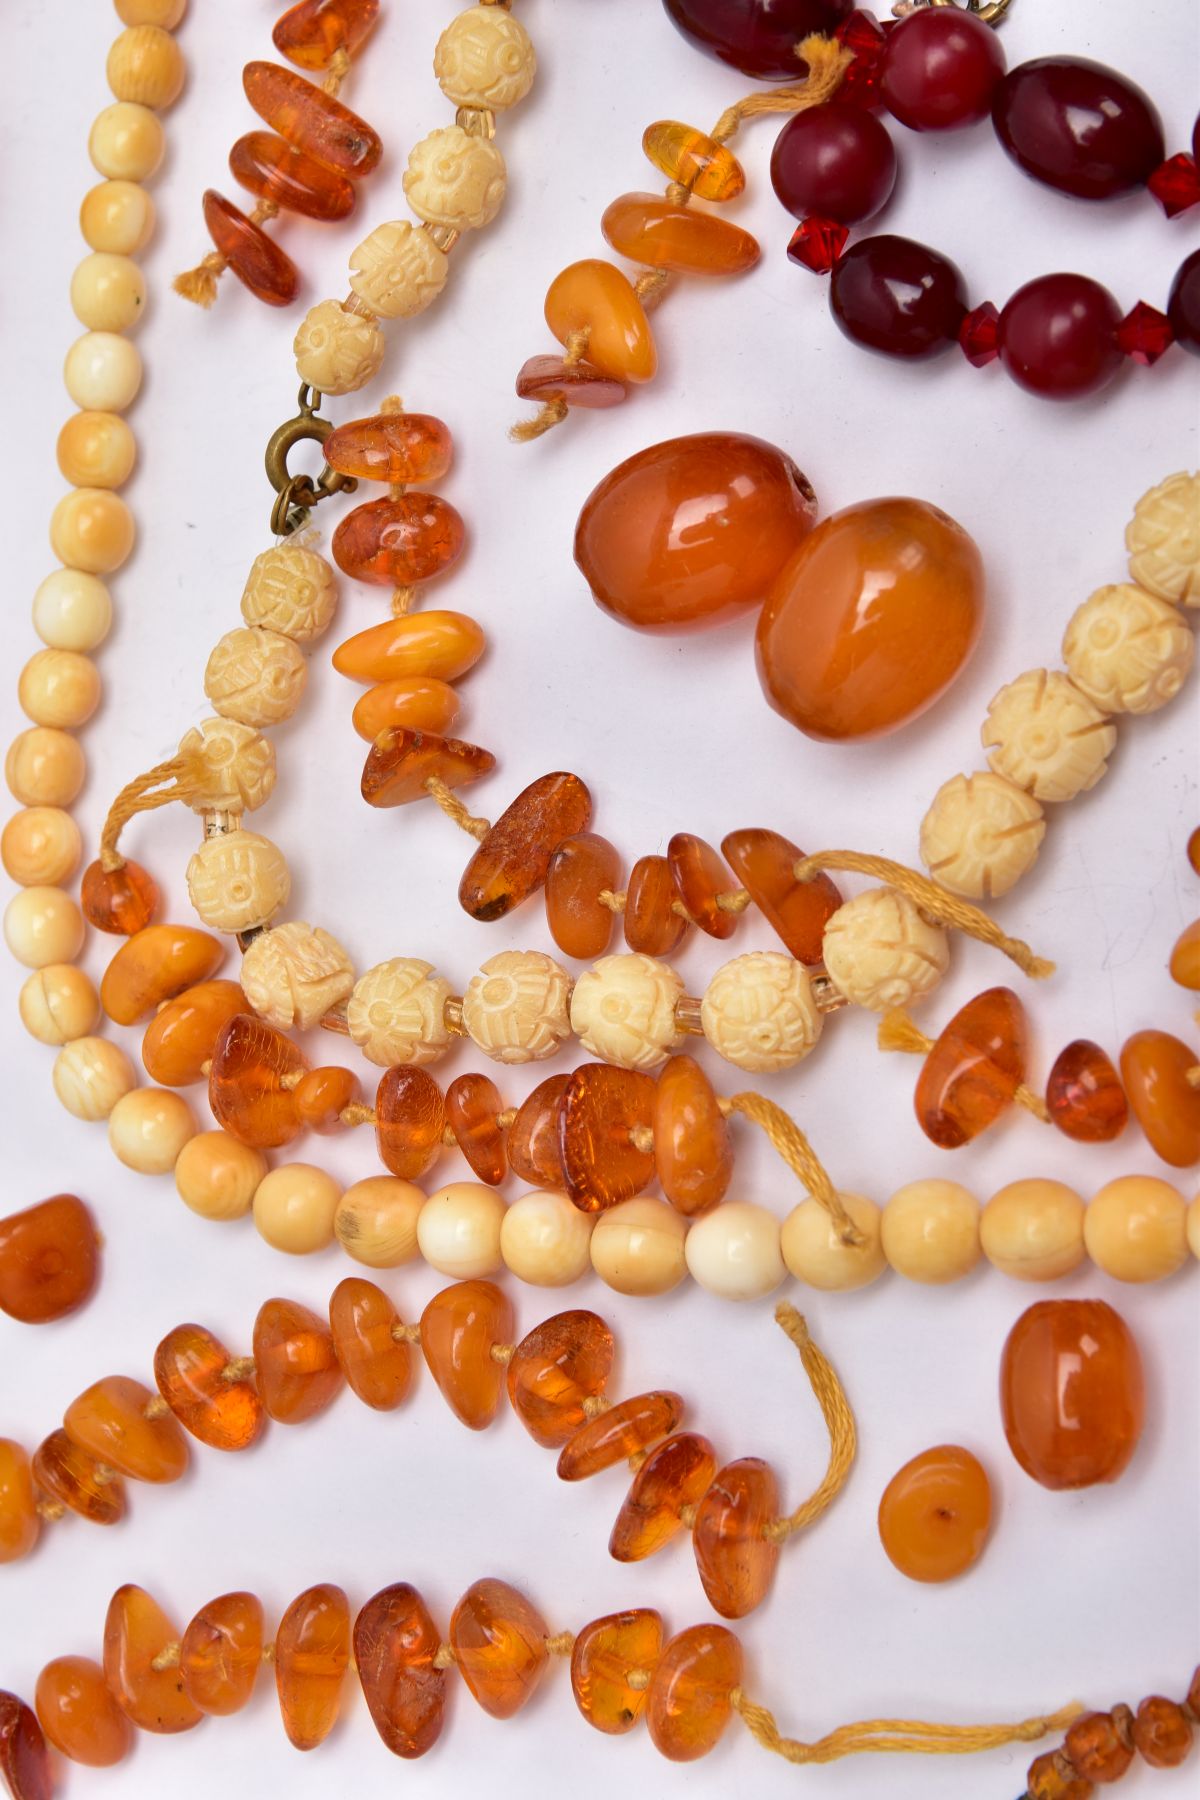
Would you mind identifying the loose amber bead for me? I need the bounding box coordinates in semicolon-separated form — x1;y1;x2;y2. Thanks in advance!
557;1391;684;1481
64;1375;189;1483
653;1055;732;1216
103;1586;202;1733
332;610;486;684
329;1276;411;1410
1064;1711;1134;1784
333;495;465;588
646;1624;742;1761
324;412;452;484
201;190;299;307
642;120;746;202
153;1323;264;1451
1045;1039;1128;1143
1027;1750;1096;1800
142;979;247;1087
31;1429;126;1526
0;1692;52;1800
243;61;382;177
0;1193;100;1324
560;1063;657;1212
180;1592;264;1716
274;0;380;70
361;726;495;809
692;1457;781;1618
35;1655;132;1767
756;497;985;741
610;1432;717;1561
275;1583;351;1750
209;1013;307;1149
1189;827;1200;876
375;1065;445;1179
545;260;657;383
603;193;760;275
253;1297;344;1424
1119;1029;1200;1167
446;1072;507;1185
571;1609;664;1735
516;355;627;411
460;772;593;922
668;834;739;939
1169;918;1200;989
354;1583;445;1758
625;854;688;954
1001;1299;1144;1490
352;677;460;743
101;923;224;1025
507;1311;615;1448
545;833;621;960
293;1065;359;1133
80;857;157;935
506;1074;569;1187
722;828;843;965
229;131;355;221
0;1440;39;1563
877;1444;992;1583
915;987;1028;1150
450;1579;550;1720
1133;1697;1193;1768
420;1279;513;1429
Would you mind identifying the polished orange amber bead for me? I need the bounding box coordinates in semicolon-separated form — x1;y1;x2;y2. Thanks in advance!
446;1072;507;1185
332;610;486;685
0;1440;39;1564
64;1375;189;1484
35;1655;132;1767
693;1458;781;1618
1064;1711;1134;1784
1133;1696;1193;1768
507;1311;615;1448
229;131;355;221
202;190;299;307
557;1391;685;1482
208;1013;307;1149
375;1065;445;1179
757;498;985;741
141;979;247;1087
0;1193;100;1324
243;61;382;177
333;495;465;588
180;1592;264;1716
877;1444;992;1583
722;828;843;965
273;0;380;70
516;355;627;411
354;1583;445;1758
324;412;452;484
31;1429;126;1526
351;678;460;743
1119;1029;1200;1167
915;987;1028;1150
625;854;688;954
1026;1750;1096;1800
1001;1299;1144;1490
361;726;495;809
642;120;746;201
559;1063;657;1212
0;1691;51;1800
293;1065;359;1133
653;1055;732;1216
545;833;621;960
602;193;760;275
610;1432;717;1561
1189;827;1200;875
450;1579;550;1720
275;1583;351;1751
460;772;593;922
571;1609;664;1735
80;857;157;935
152;1323;264;1451
1169;918;1200;989
103;1586;202;1734
668;834;740;939
101;924;224;1026
1045;1039;1128;1143
420;1279;513;1430
506;1074;568;1187
646;1624;743;1761
253;1297;344;1424
329;1276;412;1410
545;260;657;383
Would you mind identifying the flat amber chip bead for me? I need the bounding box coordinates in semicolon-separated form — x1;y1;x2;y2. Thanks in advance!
1064;1711;1134;1784
877;1445;992;1584
668;833;740;939
506;1311;615;1448
654;1055;732;1217
1000;1299;1144;1490
332;610;486;685
80;857;157;935
333;495;465;587
324;412;452;484
32;1429;126;1527
1026;1750;1096;1800
446;1072;507;1185
506;1074;569;1187
692;1457;781;1618
559;1063;657;1212
294;1065;359;1133
450;1579;550;1720
141;979;247;1088
329;1276;412;1410
354;1583;445;1759
602;193;759;275
419;1279;513;1430
229;131;355;222
0;1691;52;1800
1133;1697;1193;1768
273;0;380;71
208;1013;307;1149
35;1654;132;1768
243;61;382;177
63;1375;189;1484
1119;1029;1200;1167
352;677;460;743
153;1323;264;1451
275;1583;351;1751
0;1193;100;1325
0;1440;39;1564
545;832;621;960
557;1390;685;1481
253;1297;344;1424
180;1592;264;1716
1169;917;1200;988
103;1586;202;1734
375;1065;445;1179
722;828;842;965
202;190;299;307
545;259;657;384
646;1624;742;1762
915;986;1027;1150
361;726;495;810
101;924;224;1026
460;772;593;922
1045;1038;1128;1143
642;120;746;202
610;1431;717;1562
571;1609;664;1735
516;355;627;411
625;854;688;955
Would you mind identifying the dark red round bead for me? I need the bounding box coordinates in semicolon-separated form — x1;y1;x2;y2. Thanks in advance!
771;103;897;224
661;0;854;81
1194;109;1200;166
880;8;1006;132
999;273;1123;399
829;234;967;360
992;57;1166;200
1168;247;1200;358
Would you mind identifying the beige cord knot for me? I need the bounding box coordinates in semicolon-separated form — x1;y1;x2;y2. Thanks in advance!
142;1395;169;1421
490;1342;516;1366
433;1643;457;1669
878;1012;1050;1122
322;46;351;95
392;1321;422;1344
174;200;280;308
340;1102;377;1127
222;1357;256;1383
544;1631;575;1656
150;1642;182;1672
424;775;491;840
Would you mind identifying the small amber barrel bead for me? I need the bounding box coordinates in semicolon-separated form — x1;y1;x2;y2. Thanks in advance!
32;1428;126;1526
1045;1039;1128;1143
459;772;593;923
1119;1029;1200;1167
103;1586;203;1734
571;1609;664;1736
506;1074;569;1187
446;1072;508;1185
80;857;157;935
209;1013;307;1149
375;1065;445;1179
294;1065;360;1134
329;1276;412;1410
354;1583;446;1759
274;0;380;70
610;1432;717;1561
450;1579;550;1720
324;412;452;484
692;1457;780;1619
557;1391;685;1481
602;193;760;276
0;1440;40;1563
668;833;740;939
544;259;657;384
721;828;843;966
1026;1749;1096;1800
63;1375;189;1484
653;1055;732;1216
915;987;1028;1150
35;1655;132;1767
624;854;688;955
101;923;224;1025
333;610;487;685
646;1624;743;1761
559;1063;657;1212
1133;1696;1194;1768
361;726;495;809
420;1279;513;1430
229;131;355;221
333;495;465;587
545;833;621;960
202;190;300;307
275;1584;351;1751
0;1691;51;1798
506;1311;615;1448
253;1297;344;1424
141;979;247;1087
153;1323;264;1451
1063;1710;1134;1784
352;678;461;744
180;1592;264;1716
243;61;382;177
0;1193;100;1325
642;120;746;202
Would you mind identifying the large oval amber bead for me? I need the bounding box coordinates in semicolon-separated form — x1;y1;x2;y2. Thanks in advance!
692;1457;780;1618
571;1609;664;1735
202;190;299;308
80;857;157;935
459;772;592;922
1000;1299;1144;1490
103;1587;202;1734
610;1432;717;1561
1045;1039;1128;1143
275;1584;351;1750
915;987;1027;1150
63;1376;189;1484
506;1074;569;1187
253;1297;343;1424
180;1592;264;1715
507;1311;615;1447
545;833;621;960
545;259;657;383
352;678;460;743
653;1055;731;1216
0;1440;39;1564
646;1624;742;1761
101;924;224;1026
625;854;688;955
273;0;380;71
332;610;486;685
329;1276;412;1410
559;1063;657;1212
446;1073;507;1185
575;433;817;632
449;1579;550;1720
1119;1030;1200;1167
721;827;843;965
141;979;246;1087
756;497;985;740
35;1655;132;1767
0;1692;51;1800
375;1066;445;1179
668;832;739;939
602;193;759;275
361;726;495;809
324;412;452;484
153;1323;264;1451
642;120;746;201
32;1429;126;1526
0;1193;100;1325
229;131;355;220
557;1390;685;1481
209;1013;307;1149
354;1583;445;1758
419;1279;513;1430
243;61;381;176
333;495;465;588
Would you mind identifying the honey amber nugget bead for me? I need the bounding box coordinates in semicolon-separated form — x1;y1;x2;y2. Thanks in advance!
275;1583;351;1751
642;120;746;202
294;1065;359;1133
557;1391;684;1481
64;1375;188;1484
1064;1711;1134;1784
208;1012;307;1149
877;1444;992;1584
253;1297;344;1424
104;1586;202;1733
1026;1750;1096;1800
101;923;224;1025
1133;1696;1193;1768
692;1457;782;1619
361;726;495;809
229;131;355;221
333;495;465;588
352;677;460;743
324;412;452;483
507;1074;569;1187
722;828;842;965
602;193;759;275
1001;1299;1144;1490
1045;1039;1128;1143
35;1655;131;1767
571;1609;664;1735
545;833;621;960
274;0;380;70
668;833;739;939
545;259;657;383
31;1429;126;1526
329;1276;412;1410
446;1072;507;1185
141;979;247;1087
1189;827;1200;876
201;190;299;307
153;1323;264;1451
646;1624;742;1762
653;1055;731;1217
460;772;592;922
180;1592;264;1716
610;1432;717;1561
419;1278;513;1430
0;1440;39;1563
559;1063;657;1212
0;1691;52;1800
80;857;157;935
354;1583;445;1758
0;1193;100;1324
243;61;382;177
516;355;627;411
1170;918;1200;989
915;986;1028;1150
450;1579;550;1720
1119;1029;1200;1167
333;610;486;685
625;855;688;955
375;1065;445;1179
507;1311;615;1448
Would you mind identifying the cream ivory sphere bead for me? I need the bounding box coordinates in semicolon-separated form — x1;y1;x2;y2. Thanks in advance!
348;220;448;320
4;888;85;969
253;1163;341;1254
881;1180;981;1284
500;1190;593;1287
80;179;156;254
7;728;86;807
107;25;186;109
1;808;82;887
417;1183;506;1278
821;887;949;1013
115;0;188;26
175;1131;267;1222
434;6;537;110
53;1037;136;1120
108;1087;195;1174
19;650;101;730
780;1193;886;1292
293;300;385;397
1187;1195;1200;1261
590;1197;687;1296
1126;471;1200;605
1063;584;1194;715
569;953;681;1072
919;771;1045;900
403;127;507;232
980;1179;1086;1281
334;1178;424;1267
1084;1175;1189;1283
70;254;146;333
56;412;137;491
19;965;100;1045
88;102;164;181
49;489;135;575
685;1200;785;1301
32;570;113;650
63;332;143;412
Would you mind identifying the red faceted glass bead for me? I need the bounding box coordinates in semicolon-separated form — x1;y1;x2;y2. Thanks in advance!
880;8;1006;133
662;0;855;82
992;57;1166;201
958;301;1001;367
771;104;897;225
998;273;1123;400
1115;301;1175;366
835;10;888;109
80;858;158;935
1168;246;1200;357
202;191;299;307
830;234;967;359
1045;1040;1127;1143
1148;152;1200;217
787;215;848;273
0;1691;51;1800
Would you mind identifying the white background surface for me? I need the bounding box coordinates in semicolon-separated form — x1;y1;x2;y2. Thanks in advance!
2;1;1199;1796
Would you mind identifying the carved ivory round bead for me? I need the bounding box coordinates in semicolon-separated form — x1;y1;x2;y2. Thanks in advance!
204;627;307;728
52;1036;136;1120
403;126;507;231
293;299;385;396
919;771;1046;899
700;951;821;1072
780;1193;886;1292
821;888;949;1013
1;808;82;888
241;921;355;1032
19;965;100;1045
178;717;276;813
570;953;682;1071
253;1163;341;1255
1125;471;1200;607
500;1190;594;1287
590;1197;687;1296
240;541;338;642
348;958;454;1068
348;220;449;320
433;5;537;110
417;1182;506;1279
685;1200;785;1301
981;1179;1086;1282
462;951;572;1065
4;888;85;969
185;830;290;933
175;1131;267;1222
1063;583;1194;715
881;1179;981;1284
1083;1175;1189;1283
334;1177;424;1267
108;1087;195;1174
982;669;1117;804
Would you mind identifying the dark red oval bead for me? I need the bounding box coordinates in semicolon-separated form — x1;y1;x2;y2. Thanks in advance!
1168;247;1200;358
880;8;1006;132
661;0;854;81
998;273;1123;400
829;234;967;359
992;57;1166;200
771;103;897;224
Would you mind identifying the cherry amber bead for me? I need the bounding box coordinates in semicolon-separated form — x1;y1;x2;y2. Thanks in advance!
229;131;355;221
877;1444;991;1583
1168;248;1200;357
1064;1711;1135;1784
243;61;382;177
1119;1029;1200;1167
998;274;1123;400
1045;1039;1127;1143
602;193;760;275
329;1276;411;1410
507;1311;615;1448
1000;1299;1144;1490
449;1579;549;1719
324;412;452;484
333;494;465;588
993;58;1165;200
209;1013;307;1149
771;104;897;223
375;1065;445;1180
101;924;224;1026
560;1063;657;1212
880;9;1006;131
142;979;247;1087
333;610;486;685
645;1623;743;1761
273;0;380;71
202;191;299;307
722;827;842;964
0;1441;39;1564
294;1065;359;1133
80;857;157;934
104;1586;202;1733
275;1584;350;1751
253;1297;343;1424
419;1279;513;1430
544;260;657;384
692;1457;780;1618
662;0;853;81
545;833;621;960
0;1194;100;1324
506;1074;569;1187
32;1429;126;1526
446;1073;507;1185
35;1656;131;1767
354;1584;445;1758
64;1375;189;1484
654;1055;732;1216
361;726;496;809
830;235;968;359
571;1610;664;1735
180;1592;264;1716
515;355;627;411
914;987;1027;1150
610;1432;717;1561
557;1390;684;1481
460;772;592;922
153;1323;264;1451
1133;1696;1193;1768
668;833;739;938
1170;918;1200;989
642;120;745;201
1027;1750;1096;1800
625;854;688;954
352;677;461;743
0;1692;52;1800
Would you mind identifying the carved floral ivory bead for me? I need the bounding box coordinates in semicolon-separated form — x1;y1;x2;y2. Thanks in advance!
204;626;307;728
52;1036;137;1121
700;951;821;1073
18;964;100;1046
684;1200;785;1300
780;1193;886;1291
178;717;277;814
919;771;1046;900
499;1189;594;1287
981;669;1117;804
980;1179;1086;1282
881;1180;981;1284
185;829;291;933
240;541;338;642
348;220;449;320
433;5;537;111
461;951;572;1065
820;887;949;1012
240;921;355;1032
293;299;386;397
417;1182;506;1279
1125;471;1200;606
403;126;507;232
107;1087;196;1174
570;953;683;1072
347;958;454;1068
1062;583;1195;714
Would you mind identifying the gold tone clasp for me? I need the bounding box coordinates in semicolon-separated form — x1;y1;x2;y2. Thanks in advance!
893;0;1016;22
265;384;357;537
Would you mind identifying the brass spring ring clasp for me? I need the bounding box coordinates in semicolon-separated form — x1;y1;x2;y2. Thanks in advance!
265;384;358;537
893;0;1015;22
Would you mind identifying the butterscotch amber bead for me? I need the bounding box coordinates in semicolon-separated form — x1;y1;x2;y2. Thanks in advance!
229;131;355;221
142;979;246;1087
668;834;739;938
646;1624;742;1761
202;191;299;307
420;1278;512;1429
35;1656;131;1767
1133;1697;1193;1768
558;1391;684;1481
101;923;224;1025
333;610;486;685
243;61;381;176
274;0;380;70
642;120;746;201
722;828;843;965
450;1579;550;1719
1169;918;1200;989
64;1376;189;1484
692;1457;780;1618
324;411;451;483
180;1592;264;1716
104;1587;202;1733
1119;1029;1200;1167
290;1065;357;1134
545;833;621;960
545;260;657;383
361;726;495;809
334;495;464;587
516;355;627;411
559;1063;657;1212
625;855;688;954
446;1072;507;1185
253;1297;344;1424
507;1311;615;1448
355;1583;445;1758
209;1013;307;1149
1027;1750;1096;1800
375;1065;445;1179
603;193;759;275
32;1429;126;1526
1045;1039;1128;1143
915;987;1028;1149
0;1691;51;1800
352;678;460;742
653;1055;731;1216
877;1444;992;1584
153;1324;264;1451
0;1441;39;1563
1001;1299;1144;1490
459;772;592;922
1064;1711;1134;1783
507;1074;569;1187
610;1432;717;1561
275;1584;351;1751
0;1194;100;1324
329;1276;412;1410
572;1609;664;1735
80;857;157;935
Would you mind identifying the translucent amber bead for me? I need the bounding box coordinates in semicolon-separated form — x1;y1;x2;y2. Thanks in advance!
1000;1299;1144;1489
180;1592;264;1716
1026;1750;1096;1800
603;194;759;275
0;1440;39;1563
653;1054;732;1216
459;772;592;922
35;1655;132;1766
103;1586;202;1733
668;834;738;939
610;1432;717;1561
80;857;157;935
332;610;486;684
625;854;687;954
572;1609;664;1735
141;980;246;1087
101;923;224;1025
691;1457;780;1618
557;1391;684;1481
559;1063;657;1212
202;191;299;307
722;828;843;965
1119;1029;1200;1167
643;121;745;200
0;1692;52;1799
545;833;621;960
1170;918;1200;989
646;1624;742;1761
230;131;354;222
274;0;380;70
915;986;1028;1149
450;1579;550;1719
1045;1039;1128;1142
293;1065;359;1133
374;1065;445;1179
545;260;657;383
877;1444;992;1583
324;412;452;483
32;1429;126;1526
506;1311;615;1448
1133;1696;1193;1768
153;1324;264;1451
516;355;627;411
507;1074;569;1187
0;1193;100;1325
354;1583;445;1758
252;1297;343;1424
329;1276;412;1410
446;1072;507;1184
351;678;459;742
208;1013;307;1149
333;495;465;587
361;726;495;808
243;61;382;176
1064;1711;1135;1784
275;1584;350;1751
419;1278;512;1430
63;1375;188;1484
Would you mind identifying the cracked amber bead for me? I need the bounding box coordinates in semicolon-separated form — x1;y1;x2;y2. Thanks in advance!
446;1073;507;1185
375;1065;445;1180
560;1063;657;1212
646;1624;743;1761
101;924;224;1025
0;1193;100;1325
669;833;739;938
419;1279;513;1430
229;131;355;221
0;1440;39;1564
625;854;687;955
450;1579;550;1720
557;1391;684;1481
275;1584;350;1750
180;1592;264;1716
545;833;621;960
506;1074;569;1187
1119;1029;1200;1167
572;1609;664;1735
642;120;746;201
141;979;246;1087
294;1065;359;1133
35;1655;132;1768
243;61;381;177
329;1276;412;1410
692;1457;780;1618
1169;918;1200;989
545;260;657;384
274;0;380;70
877;1444;992;1584
153;1323;264;1451
915;987;1028;1149
361;726;495;809
1133;1696;1193;1768
253;1297;343;1424
1001;1299;1144;1490
1045;1039;1128;1143
103;1586;202;1734
64;1376;189;1484
32;1429;126;1526
202;190;299;307
333;610;486;685
324;412;452;483
460;772;593;922
602;193;760;275
507;1310;615;1448
80;857;157;935
209;1013;307;1149
351;677;460;743
333;495;465;588
610;1432;717;1561
722;827;842;965
0;1692;51;1800
354;1583;445;1759
653;1055;732;1217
